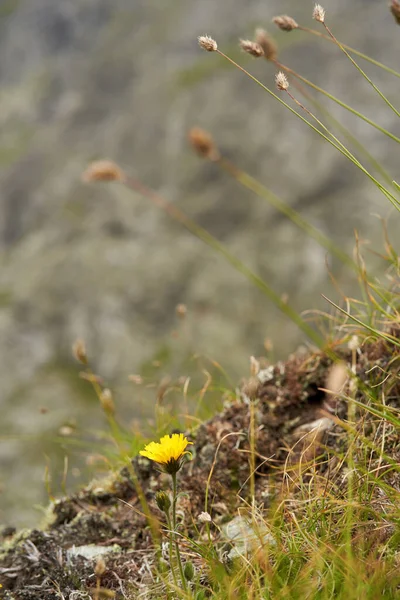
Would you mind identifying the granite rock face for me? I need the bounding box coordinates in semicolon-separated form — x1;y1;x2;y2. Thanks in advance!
0;0;398;525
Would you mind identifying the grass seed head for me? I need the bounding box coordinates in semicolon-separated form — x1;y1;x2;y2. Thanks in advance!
94;557;106;577
239;39;264;58
188;127;220;161
73;338;88;365
176;303;187;318
82;160;125;183
275;71;289;91
272;15;299;32
255;29;278;61
99;388;115;416
390;0;400;24
313;4;326;23
198;35;218;52
198;511;212;523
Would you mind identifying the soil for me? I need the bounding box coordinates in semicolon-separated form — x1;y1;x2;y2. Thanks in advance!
1;340;399;599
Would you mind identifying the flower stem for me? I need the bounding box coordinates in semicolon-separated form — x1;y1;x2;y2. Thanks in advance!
165;509;179;589
171;472;187;591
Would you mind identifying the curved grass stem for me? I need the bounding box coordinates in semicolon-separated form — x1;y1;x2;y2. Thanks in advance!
297;26;400;80
123;175;327;350
322;23;400;119
214;49;400;212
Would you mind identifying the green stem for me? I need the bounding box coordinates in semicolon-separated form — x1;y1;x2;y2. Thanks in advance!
218;157;355;270
165;509;179;589
323;23;400;119
274;59;400;145
215;50;400;212
171;472;187;591
124;176;328;351
298;26;400;80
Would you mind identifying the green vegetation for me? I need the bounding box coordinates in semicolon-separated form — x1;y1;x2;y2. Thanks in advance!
1;3;400;599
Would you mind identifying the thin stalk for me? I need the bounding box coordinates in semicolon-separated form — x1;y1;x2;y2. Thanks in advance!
171;473;187;591
297;26;400;80
249;399;256;500
214;49;400;211
123;175;327;350
322;295;400;348
322;22;400;119
272;60;400;145
165;509;179;588
217;157;356;269
274;59;397;186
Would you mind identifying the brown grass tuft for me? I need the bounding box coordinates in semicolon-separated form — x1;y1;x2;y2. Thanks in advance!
239;39;264;58
188;127;220;161
275;71;289;91
313;4;326;23
272;15;299;32
82;160;125;183
390;0;400;24
198;35;218;52
73;339;88;365
254;29;278;61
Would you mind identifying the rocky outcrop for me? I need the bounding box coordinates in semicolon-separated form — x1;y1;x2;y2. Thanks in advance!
0;0;399;525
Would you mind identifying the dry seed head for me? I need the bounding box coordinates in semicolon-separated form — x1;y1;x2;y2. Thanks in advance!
348;335;360;351
99;388;115;416
94;557;106;577
73;338;88;365
275;71;289;91
239;39;264;58
255;29;278;61
313;4;326;23
250;356;260;376
175;303;187;318
198;35;217;52
326;362;348;396
188;127;220;161
242;376;260;401
198;511;212;523
272;15;299;32
82;160;125;183
390;0;400;25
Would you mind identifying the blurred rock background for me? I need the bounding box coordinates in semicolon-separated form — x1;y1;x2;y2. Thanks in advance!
0;0;399;526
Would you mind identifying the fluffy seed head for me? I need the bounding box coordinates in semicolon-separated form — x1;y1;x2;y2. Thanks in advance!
275;71;289;91
326;362;348;396
198;35;217;52
313;4;326;23
348;335;360;351
175;303;187;318
198;511;212;523
239;39;264;58
390;0;400;24
241;376;260;401
255;29;278;61
82;160;125;183
272;15;299;32
94;558;106;577
99;388;115;416
73;338;88;365
188;127;220;161
250;356;260;376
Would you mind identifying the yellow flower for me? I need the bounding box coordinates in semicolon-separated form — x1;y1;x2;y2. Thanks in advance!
140;433;193;474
